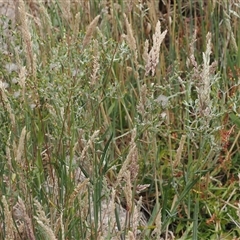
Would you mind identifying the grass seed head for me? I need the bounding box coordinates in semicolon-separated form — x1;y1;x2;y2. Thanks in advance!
82;15;100;48
145;20;167;76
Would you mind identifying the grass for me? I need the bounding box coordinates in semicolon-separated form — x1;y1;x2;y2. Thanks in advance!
0;0;240;239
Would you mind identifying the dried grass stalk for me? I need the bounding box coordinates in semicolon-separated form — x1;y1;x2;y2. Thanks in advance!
223;10;238;52
108;189;116;231
123;170;133;212
151;208;162;239
60;211;64;240
128;143;139;182
16;126;27;165
197;32;217;117
145;21;167;76
18;0;34;74
38;1;52;35
59;0;71;22
68;178;89;207
0;84;16;132
127;230;136;240
186;29;198;68
199;32;212;112
123;13;139;79
2;196;15;240
18;66;26;102
137;84;148;119
90;40;100;86
115;129;138;187
187;31;218;119
73;12;80;42
173;135;186;168
132;196;142;237
147;0;158;27
142;40;149;66
35;220;57;240
34;199;57;240
82;15;100;48
6;133;12;170
13;197;35;240
123;13;136;52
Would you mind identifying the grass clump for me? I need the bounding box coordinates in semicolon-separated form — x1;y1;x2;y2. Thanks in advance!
0;0;240;239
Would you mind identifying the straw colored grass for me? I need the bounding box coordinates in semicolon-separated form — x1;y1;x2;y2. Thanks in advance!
0;1;240;239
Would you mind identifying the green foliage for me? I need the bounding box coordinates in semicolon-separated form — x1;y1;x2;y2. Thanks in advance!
0;0;240;239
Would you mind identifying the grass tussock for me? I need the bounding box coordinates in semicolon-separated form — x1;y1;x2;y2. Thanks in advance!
0;0;240;239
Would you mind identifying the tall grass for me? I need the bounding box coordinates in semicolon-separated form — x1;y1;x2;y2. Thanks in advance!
0;0;240;239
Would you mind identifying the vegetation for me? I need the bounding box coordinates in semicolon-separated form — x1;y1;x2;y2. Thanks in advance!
0;0;240;239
